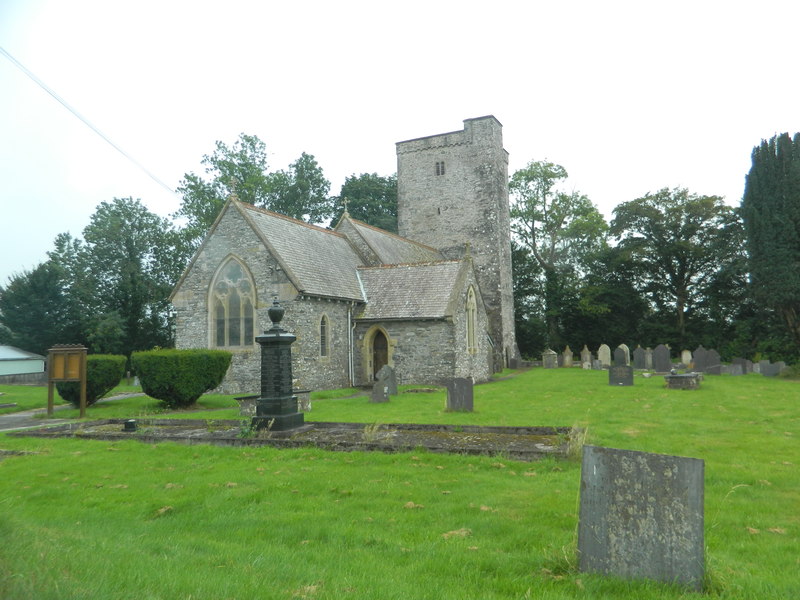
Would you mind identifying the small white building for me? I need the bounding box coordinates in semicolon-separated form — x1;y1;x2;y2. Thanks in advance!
0;345;46;376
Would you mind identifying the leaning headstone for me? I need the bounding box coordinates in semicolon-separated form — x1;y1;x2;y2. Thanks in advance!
597;344;611;367
681;349;692;367
376;364;398;395
445;377;473;412
619;344;631;365
578;445;705;590
644;347;653;370
705;349;722;375
562;346;574;367
542;349;557;369
653;344;671;373
693;346;708;373
632;346;646;370
580;345;592;366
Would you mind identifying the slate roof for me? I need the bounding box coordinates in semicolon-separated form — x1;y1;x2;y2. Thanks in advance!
340;217;442;265
357;261;466;320
238;203;366;301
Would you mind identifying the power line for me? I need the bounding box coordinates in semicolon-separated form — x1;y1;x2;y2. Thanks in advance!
0;45;179;198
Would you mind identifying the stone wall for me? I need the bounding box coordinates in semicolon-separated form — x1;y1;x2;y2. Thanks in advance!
396;116;517;367
172;205;356;394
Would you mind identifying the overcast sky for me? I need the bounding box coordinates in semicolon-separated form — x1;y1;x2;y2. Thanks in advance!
2;0;799;286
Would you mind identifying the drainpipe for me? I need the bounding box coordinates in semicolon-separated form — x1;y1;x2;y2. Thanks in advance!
348;304;355;386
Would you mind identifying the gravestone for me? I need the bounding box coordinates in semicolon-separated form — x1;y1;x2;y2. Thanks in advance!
592;359;603;370
562;346;573;368
542;349;557;369
775;361;787;374
597;344;611;367
609;347;633;385
681;349;692;367
761;361;780;377
644;347;653;370
705;350;722;375
613;347;627;366
617;344;630;366
693;346;708;373
664;373;701;390
578;445;705;590
580;345;592;366
632;346;646;370
370;381;390;403
445;377;474;412
731;357;747;376
745;359;753;374
376;364;398;395
752;362;761;374
653;344;671;373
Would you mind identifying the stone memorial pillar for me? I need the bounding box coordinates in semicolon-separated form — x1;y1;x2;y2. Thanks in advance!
252;300;305;432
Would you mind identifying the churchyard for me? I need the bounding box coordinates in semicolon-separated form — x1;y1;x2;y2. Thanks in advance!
0;368;798;599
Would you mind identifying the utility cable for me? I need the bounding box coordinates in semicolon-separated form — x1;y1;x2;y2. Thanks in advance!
0;45;179;198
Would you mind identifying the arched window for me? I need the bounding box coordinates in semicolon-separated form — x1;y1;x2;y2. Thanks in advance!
466;286;477;355
319;314;330;357
211;259;255;347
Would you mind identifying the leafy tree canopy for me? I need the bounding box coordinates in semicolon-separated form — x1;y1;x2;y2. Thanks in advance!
610;187;743;345
332;173;398;233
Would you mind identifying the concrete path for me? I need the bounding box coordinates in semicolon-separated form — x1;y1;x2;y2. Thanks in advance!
0;393;145;432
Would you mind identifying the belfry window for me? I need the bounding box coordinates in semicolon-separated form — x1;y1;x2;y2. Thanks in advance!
466;286;477;354
211;259;255;347
320;314;330;357
435;161;445;176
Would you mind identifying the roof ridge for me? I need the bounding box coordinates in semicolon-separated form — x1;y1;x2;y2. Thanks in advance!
346;216;441;253
241;202;346;239
357;259;462;270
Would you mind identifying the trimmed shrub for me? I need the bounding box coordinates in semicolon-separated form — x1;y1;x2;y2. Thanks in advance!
132;349;232;408
56;354;127;407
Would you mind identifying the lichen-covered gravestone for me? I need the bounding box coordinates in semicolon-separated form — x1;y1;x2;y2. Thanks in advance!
542;349;557;369
597;344;611;367
578;445;705;590
376;364;398;395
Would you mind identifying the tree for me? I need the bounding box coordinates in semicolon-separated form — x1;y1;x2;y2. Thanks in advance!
509;160;607;349
83;197;189;354
332;173;398;232
610;188;744;347
741;132;800;349
0;261;80;354
264;152;334;223
174;134;271;241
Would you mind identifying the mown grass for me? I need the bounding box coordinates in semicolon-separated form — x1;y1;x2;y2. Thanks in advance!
0;369;798;599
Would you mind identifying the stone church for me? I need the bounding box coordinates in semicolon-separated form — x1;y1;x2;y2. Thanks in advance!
170;116;517;393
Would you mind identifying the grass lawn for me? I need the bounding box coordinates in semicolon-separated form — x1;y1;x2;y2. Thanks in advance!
0;369;798;599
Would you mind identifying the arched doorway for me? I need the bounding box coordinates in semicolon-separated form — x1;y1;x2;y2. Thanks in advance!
372;330;388;379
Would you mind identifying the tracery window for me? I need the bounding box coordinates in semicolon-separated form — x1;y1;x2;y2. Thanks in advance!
320;314;330;357
466;286;477;354
211;259;255;347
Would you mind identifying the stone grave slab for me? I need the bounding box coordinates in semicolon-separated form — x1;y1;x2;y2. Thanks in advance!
597;344;611;367
633;346;646;370
644;347;653;370
608;364;633;386
693;346;708;372
542;349;557;369
578;445;705;590
705;349;721;375
376;364;398;395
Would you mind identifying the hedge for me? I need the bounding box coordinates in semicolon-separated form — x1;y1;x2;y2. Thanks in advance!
56;354;127;407
132;349;232;408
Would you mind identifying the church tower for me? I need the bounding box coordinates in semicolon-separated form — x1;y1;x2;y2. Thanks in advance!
396;116;517;368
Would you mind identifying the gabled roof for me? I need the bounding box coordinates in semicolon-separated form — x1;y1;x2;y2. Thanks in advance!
0;345;45;361
335;214;442;265
235;202;367;301
356;260;470;320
